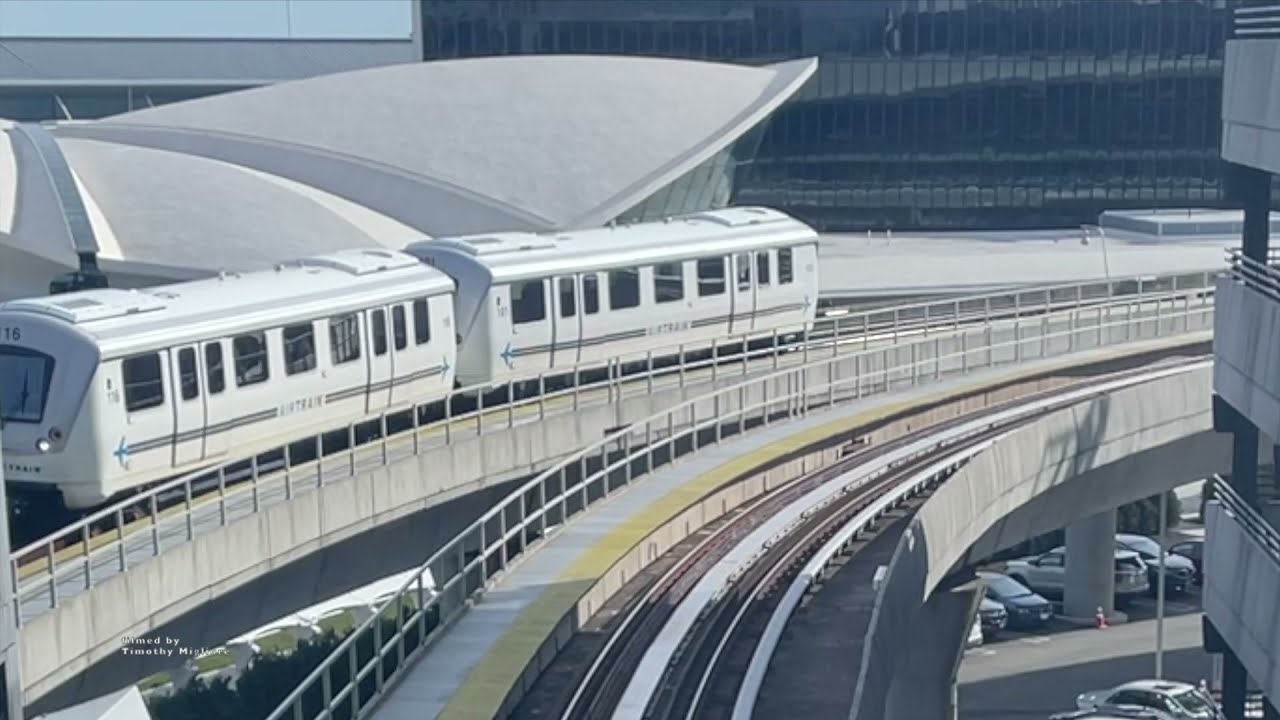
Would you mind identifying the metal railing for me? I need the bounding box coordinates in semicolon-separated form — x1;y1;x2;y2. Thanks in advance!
1234;3;1280;38
1225;248;1280;303
10;270;1216;621
266;280;1215;720
1210;474;1280;563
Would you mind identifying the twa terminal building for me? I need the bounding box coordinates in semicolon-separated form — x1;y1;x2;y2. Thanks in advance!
0;53;816;300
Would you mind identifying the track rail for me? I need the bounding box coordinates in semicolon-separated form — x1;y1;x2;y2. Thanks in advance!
546;356;1206;720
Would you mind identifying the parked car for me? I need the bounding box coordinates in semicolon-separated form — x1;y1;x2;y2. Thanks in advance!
979;570;1055;629
978;595;1008;638
1077;679;1224;719
1168;539;1204;585
1116;534;1196;595
1004;547;1149;605
1051;706;1177;720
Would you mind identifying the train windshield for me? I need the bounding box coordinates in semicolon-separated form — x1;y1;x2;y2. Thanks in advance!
0;345;55;424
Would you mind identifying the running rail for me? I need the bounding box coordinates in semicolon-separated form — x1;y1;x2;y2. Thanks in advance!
11;270;1216;620
265;278;1216;720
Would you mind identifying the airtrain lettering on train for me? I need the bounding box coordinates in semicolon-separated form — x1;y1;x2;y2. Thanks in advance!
0;207;820;518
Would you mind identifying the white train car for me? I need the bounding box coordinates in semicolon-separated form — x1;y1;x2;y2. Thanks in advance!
405;206;819;389
0;249;456;513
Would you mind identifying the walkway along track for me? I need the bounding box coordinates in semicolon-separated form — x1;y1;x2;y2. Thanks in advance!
523;355;1207;720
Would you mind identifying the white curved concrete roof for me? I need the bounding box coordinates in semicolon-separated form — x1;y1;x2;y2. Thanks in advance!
52;54;817;238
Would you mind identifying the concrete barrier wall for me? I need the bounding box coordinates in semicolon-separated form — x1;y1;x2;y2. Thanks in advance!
1214;277;1280;442
1203;503;1280;704
22;311;1208;706
1222;39;1280;175
851;366;1235;720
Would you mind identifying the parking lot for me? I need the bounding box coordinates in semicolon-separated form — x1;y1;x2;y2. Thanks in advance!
959;587;1212;719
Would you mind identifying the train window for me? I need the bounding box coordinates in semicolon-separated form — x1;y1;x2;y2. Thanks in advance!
756;252;771;286
283;323;317;376
511;280;547;324
559;277;576;318
205;343;225;395
609;268;640;310
233;332;270;387
177;348;199;401
778;248;794;284
582;274;600;314
329;314;362;365
122;353;164;412
412;299;431;345
392;306;408;351
697;257;726;296
654;262;684;303
736;253;751;291
372;309;388;356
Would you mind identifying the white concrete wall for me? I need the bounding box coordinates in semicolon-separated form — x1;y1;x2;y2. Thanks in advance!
1222;39;1280;175
1214;277;1280;441
1203;502;1280;704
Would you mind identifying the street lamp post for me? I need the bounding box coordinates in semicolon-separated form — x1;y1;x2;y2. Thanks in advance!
1081;224;1113;290
1156;491;1168;679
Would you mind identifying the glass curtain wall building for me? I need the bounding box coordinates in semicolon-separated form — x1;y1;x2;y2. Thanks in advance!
421;0;1273;231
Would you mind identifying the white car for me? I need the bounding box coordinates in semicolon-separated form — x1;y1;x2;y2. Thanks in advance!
1004;546;1149;602
1077;680;1224;719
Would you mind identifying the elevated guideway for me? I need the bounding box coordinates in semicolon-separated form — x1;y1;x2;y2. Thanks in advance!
15;273;1212;713
263;279;1215;720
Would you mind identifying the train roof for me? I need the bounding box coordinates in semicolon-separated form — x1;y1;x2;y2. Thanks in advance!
406;207;818;283
0;249;454;355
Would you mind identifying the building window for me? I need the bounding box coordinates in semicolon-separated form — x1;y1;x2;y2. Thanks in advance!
283;323;317;376
512;280;547;324
778;248;794;284
330;314;362;365
233;332;269;387
123;353;164;412
609;268;640;310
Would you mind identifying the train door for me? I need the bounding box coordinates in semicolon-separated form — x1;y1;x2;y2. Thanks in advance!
730;252;757;336
169;345;207;466
552;276;581;368
365;307;393;412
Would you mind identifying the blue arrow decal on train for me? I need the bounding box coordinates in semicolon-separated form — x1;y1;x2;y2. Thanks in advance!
113;436;130;467
441;355;451;378
500;342;515;369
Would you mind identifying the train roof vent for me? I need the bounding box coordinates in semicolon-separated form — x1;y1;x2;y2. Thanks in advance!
450;233;558;256
686;207;781;227
294;248;418;276
3;289;166;323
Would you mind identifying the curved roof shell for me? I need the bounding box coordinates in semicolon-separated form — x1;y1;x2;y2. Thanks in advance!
49;53;815;233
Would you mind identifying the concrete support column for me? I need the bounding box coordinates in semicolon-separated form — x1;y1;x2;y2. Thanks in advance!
1222;650;1248;720
1228;162;1272;262
1232;422;1261;509
883;583;982;720
1063;508;1118;621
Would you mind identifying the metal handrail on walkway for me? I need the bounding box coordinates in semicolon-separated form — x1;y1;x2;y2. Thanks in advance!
266;281;1214;720
1225;248;1280;304
1210;474;1280;563
11;270;1211;620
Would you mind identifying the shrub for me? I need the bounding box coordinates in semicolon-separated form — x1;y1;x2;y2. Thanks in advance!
148;604;439;720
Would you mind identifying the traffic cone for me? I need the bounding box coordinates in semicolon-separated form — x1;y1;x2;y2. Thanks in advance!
1095;606;1108;629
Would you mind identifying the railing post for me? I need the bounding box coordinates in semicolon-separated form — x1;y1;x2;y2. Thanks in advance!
772;329;779;369
251;455;261;513
381;414;389;465
923;305;929;338
283;444;293;499
412;402;422;454
348;424;357;474
477;389;486;435
151;493;161;556
647;350;654;393
679;345;687;387
712;338;719;380
892;308;900;342
507;380;515;429
81;524;91;589
961;331;968;373
219;467;228;525
45;542;57;608
116;507;127;572
185;478;195;540
538;374;546;420
574;368;581;410
862;314;869;350
953;299;960;330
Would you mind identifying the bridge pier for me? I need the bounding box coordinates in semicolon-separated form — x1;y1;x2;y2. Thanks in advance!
883;581;981;720
1062;508;1120;623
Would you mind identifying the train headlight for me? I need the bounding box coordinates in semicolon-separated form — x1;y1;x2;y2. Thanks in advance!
35;438;51;453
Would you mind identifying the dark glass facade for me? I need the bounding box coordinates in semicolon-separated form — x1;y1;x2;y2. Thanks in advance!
0;86;250;122
421;0;1280;231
